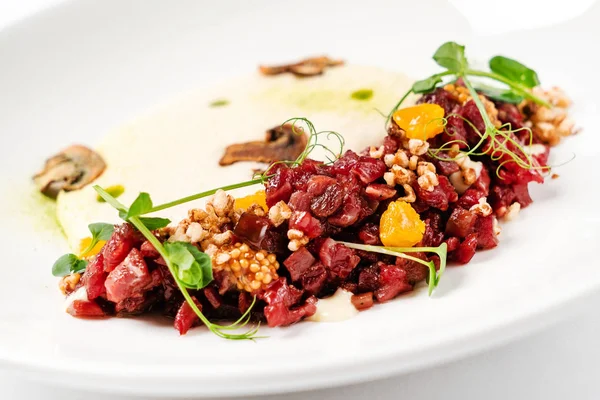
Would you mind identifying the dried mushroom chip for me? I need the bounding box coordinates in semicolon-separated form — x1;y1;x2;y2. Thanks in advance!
34;145;106;199
219;124;308;166
259;56;344;77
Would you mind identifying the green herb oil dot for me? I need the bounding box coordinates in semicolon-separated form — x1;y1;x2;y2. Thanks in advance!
97;185;125;202
351;89;374;101
209;99;229;107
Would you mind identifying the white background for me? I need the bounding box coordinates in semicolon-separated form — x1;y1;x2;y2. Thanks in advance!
1;1;599;399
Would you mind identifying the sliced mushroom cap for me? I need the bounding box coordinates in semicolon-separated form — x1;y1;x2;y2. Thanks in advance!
33;145;106;199
219;124;308;166
259;56;344;77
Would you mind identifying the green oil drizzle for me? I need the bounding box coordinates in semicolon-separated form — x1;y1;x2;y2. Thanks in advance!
351;88;374;101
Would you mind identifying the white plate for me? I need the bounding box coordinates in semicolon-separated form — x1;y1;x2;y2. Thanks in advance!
1;0;599;397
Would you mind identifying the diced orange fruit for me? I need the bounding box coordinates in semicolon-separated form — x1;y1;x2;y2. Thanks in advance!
235;190;268;212
379;200;425;247
392;103;445;140
79;238;106;258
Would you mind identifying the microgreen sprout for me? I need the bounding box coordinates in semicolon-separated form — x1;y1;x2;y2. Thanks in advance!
94;185;262;340
388;41;557;180
338;242;447;296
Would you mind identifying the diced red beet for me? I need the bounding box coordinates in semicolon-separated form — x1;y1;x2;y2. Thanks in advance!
496;102;524;131
382;135;400;155
473;215;499;249
289;211;324;238
319;238;360;280
419;87;460;116
375;264;412;302
445;207;477;238
445;236;460;252
174;297;202;335
140;240;160;259
306;175;337;197
82;253;107;300
512;183;533;208
461;100;487;145
265;166;294;207
104;249;152;304
450;233;478;264
288;191;311;212
238;292;253;314
203;286;222;309
358;265;380;292
328;193;361;227
413;175;458;211
419;212;445;248
284;247;316;281
262;278;315;327
66;299;106;318
456;189;486;209
358;223;381;245
300;262;328;295
310;183;343;217
102;224;135;272
328;150;359;176
429;154;460;176
365;183;397;201
396;253;429;284
351;292;374;311
352;156;386;184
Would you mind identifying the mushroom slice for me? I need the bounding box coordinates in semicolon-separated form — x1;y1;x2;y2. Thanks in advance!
219;124;308;166
34;145;106;199
259;56;344;77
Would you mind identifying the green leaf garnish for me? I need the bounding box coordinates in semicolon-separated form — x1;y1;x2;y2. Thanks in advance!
164;242;213;290
412;75;444;94
489;56;540;88
52;254;88;277
96;185;125;202
338;242;447;296
473;83;524;104
433;41;467;72
138;217;171;230
126;192;153;218
351;89;374;101
94;185;261;340
79;222;114;257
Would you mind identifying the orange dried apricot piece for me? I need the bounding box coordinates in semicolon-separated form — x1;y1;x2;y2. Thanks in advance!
79;238;106;258
379;200;425;247
392;103;445;140
235;190;268;212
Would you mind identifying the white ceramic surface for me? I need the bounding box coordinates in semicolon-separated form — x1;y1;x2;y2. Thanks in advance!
1;0;599;397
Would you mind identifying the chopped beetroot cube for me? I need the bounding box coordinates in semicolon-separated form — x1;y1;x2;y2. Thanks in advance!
473;215;499;249
306;175;337;197
310;183;343;217
140;240;160;259
284;247;316;281
104;248;152;304
375;264;412;302
174;297;202;335
102;224;135;272
419;212;445;248
413;176;458;211
265;166;294;207
444;236;460;252
445;207;477;238
300;262;328;295
262;278;315;327
512;183;533;208
358;223;382;245
328;150;359;176
203;286;222;309
456;189;486;209
289;211;324;238
430;154;460;176
288;191;311;212
319;238;361;280
382;135;401;155
365;183;397;201
328;193;361;227
82;253;107;300
396;253;429;284
67;299;106;318
450;233;478;264
351;292;374;311
352;156;387;184
238;292;253;314
471;166;491;195
358;265;380;292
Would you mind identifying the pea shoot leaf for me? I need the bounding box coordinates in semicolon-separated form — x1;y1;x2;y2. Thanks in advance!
138;217;171;230
52;254;88;277
126;192;153;219
88;222;114;241
489;56;540;88
164;242;213;290
473;83;524;104
412;75;443;93
433;42;467;72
